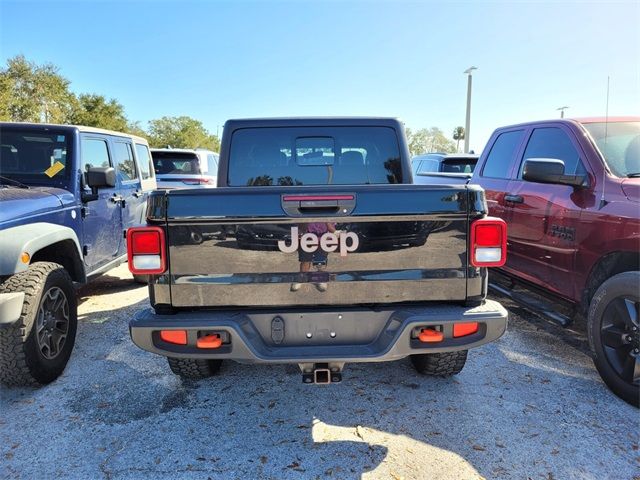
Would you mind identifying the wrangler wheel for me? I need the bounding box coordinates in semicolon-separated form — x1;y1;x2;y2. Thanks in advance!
167;358;222;379
0;262;77;386
410;350;468;377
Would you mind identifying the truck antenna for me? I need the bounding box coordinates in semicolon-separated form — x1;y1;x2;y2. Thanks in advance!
599;76;610;209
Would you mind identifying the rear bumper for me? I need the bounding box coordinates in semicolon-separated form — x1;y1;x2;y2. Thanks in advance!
0;292;25;326
130;300;508;364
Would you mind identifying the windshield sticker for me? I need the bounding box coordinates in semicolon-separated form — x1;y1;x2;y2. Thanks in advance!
44;161;65;178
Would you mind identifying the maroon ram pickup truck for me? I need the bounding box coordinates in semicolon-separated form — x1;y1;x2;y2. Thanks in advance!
416;117;639;406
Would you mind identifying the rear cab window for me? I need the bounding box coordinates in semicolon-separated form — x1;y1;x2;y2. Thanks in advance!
441;159;476;173
152;151;202;175
227;127;402;186
481;130;525;179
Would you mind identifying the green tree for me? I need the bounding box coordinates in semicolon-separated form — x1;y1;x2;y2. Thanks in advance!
147;116;220;151
453;126;465;153
126;121;149;139
70;94;129;132
0;55;76;123
405;127;456;156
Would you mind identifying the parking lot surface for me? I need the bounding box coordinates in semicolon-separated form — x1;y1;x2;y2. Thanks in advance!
1;264;638;480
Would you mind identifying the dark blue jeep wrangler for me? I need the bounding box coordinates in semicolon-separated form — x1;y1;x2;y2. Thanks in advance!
0;122;156;386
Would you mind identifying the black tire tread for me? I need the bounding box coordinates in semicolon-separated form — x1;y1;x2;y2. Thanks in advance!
587;271;639;407
410;350;468;377
0;262;73;386
167;357;222;379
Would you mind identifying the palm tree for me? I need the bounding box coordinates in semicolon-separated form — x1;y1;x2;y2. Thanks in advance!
453;126;465;153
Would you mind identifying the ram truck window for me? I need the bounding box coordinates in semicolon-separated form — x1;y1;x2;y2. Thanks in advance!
128;118;508;384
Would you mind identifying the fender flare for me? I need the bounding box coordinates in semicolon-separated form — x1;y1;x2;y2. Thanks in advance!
0;223;83;276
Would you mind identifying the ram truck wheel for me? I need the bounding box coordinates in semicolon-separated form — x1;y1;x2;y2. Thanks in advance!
410;350;468;376
0;262;77;386
588;271;639;407
167;358;222;379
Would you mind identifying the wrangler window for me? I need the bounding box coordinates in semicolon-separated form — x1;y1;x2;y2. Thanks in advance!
81;138;111;171
0;129;71;181
113;142;137;181
135;143;154;180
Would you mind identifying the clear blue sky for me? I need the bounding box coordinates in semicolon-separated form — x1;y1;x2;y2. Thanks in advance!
1;0;638;151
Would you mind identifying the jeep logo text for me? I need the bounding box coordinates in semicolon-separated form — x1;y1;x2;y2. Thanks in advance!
278;226;359;257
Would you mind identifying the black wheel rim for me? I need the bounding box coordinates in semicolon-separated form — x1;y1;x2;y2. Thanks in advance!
36;287;70;360
600;296;640;386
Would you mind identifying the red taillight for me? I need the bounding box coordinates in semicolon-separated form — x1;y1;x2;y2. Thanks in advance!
160;330;187;345
127;226;166;275
470;217;507;267
453;322;479;337
131;230;161;254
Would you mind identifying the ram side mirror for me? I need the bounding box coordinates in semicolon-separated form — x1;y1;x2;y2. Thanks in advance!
522;158;588;188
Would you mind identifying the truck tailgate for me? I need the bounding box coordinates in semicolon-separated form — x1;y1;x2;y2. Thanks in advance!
159;185;476;308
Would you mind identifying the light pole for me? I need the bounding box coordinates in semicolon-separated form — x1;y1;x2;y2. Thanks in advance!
557;106;569;118
464;66;477;153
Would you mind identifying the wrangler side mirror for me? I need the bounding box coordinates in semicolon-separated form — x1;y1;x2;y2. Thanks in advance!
86;166;116;188
82;166;116;203
522;158;588;188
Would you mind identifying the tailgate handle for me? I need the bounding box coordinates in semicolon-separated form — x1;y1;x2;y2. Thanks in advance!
282;194;356;217
299;201;340;215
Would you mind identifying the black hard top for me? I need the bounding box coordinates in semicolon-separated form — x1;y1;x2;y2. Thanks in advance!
223;117;404;130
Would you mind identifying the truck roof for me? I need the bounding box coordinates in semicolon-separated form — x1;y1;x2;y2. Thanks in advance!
492;116;640;131
223;117;404;129
0;121;149;144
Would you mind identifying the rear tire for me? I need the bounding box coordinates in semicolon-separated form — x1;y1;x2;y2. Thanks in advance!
410;350;468;377
132;274;149;284
587;271;639;407
167;358;222;379
0;262;77;386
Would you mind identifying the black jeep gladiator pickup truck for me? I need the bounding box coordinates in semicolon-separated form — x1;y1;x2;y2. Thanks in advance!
127;118;508;383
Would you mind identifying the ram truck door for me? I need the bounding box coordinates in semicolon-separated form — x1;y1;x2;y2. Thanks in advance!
501;125;589;299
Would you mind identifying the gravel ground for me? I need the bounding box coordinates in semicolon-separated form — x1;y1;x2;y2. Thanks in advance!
1;264;638;480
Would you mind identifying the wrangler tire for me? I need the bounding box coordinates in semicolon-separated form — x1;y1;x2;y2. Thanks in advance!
410;350;468;377
0;262;77;386
167;358;222;379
